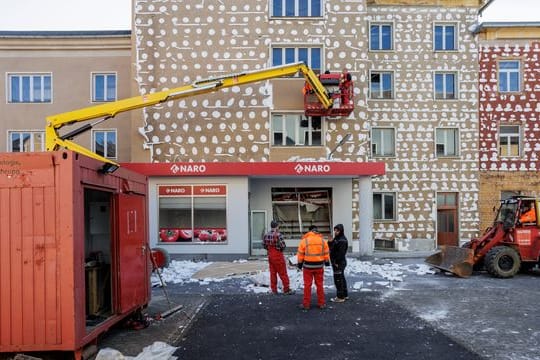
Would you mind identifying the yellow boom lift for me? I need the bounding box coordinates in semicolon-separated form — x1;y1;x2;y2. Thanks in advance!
45;62;334;172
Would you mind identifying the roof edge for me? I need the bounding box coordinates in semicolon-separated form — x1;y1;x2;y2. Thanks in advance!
0;30;131;38
473;22;540;34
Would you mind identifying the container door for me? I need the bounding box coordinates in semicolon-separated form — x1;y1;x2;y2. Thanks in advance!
116;193;148;313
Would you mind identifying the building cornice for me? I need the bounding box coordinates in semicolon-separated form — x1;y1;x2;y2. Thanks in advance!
474;22;540;39
0;31;131;51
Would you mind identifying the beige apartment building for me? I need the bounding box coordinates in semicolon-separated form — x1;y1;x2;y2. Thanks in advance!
0;31;132;162
128;0;483;258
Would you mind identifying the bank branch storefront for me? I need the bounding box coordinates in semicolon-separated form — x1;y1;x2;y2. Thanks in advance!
124;161;385;260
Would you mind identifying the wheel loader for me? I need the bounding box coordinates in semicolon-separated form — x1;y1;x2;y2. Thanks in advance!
426;196;540;278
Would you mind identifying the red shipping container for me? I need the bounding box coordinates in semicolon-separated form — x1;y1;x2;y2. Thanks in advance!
0;151;150;359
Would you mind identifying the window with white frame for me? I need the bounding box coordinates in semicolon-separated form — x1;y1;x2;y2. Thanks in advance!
370;23;393;51
271;0;322;17
436;128;459;157
8;131;45;152
434;72;456;99
371;128;395;157
499;125;520;157
93;130;117;159
373;193;396;221
272;46;322;73
272;114;322;146
8;73;51;103
370;72;393;99
434;24;456;51
498;60;520;93
92;73;117;102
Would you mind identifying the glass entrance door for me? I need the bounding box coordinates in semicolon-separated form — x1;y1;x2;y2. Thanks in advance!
250;210;267;256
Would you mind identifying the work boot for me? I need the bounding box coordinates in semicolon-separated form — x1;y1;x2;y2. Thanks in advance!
330;297;346;303
283;289;295;295
298;304;310;312
318;304;327;310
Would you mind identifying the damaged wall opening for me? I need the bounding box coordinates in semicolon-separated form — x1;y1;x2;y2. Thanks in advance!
272;187;332;240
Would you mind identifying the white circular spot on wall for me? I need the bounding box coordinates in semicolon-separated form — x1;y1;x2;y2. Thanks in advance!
216;147;223;154
248;112;256;119
235;135;242;142
220;123;227;130
260;134;268;141
239;147;246;154
192;148;198;156
228;147;235;154
151;135;160;143
155;148;161;155
251;144;259;153
248;134;255;141
164;135;171;143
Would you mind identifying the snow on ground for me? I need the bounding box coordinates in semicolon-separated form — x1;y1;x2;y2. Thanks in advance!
152;258;435;293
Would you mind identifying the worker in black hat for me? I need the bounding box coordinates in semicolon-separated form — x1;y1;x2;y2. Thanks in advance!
262;220;294;295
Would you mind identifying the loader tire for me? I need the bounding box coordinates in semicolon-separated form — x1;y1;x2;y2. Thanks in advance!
485;246;520;278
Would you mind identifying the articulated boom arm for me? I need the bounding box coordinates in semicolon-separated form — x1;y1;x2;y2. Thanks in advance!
45;62;332;168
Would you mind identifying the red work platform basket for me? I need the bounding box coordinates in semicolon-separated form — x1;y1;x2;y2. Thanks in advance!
304;73;354;117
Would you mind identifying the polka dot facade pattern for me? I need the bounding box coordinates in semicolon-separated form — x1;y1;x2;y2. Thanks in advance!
134;0;481;248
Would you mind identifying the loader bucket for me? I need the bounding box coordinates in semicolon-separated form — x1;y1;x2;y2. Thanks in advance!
425;246;475;278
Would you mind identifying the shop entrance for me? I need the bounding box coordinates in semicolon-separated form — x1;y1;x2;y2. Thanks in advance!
271;187;333;245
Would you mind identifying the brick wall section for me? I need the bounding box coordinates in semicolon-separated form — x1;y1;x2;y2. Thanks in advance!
479;33;540;229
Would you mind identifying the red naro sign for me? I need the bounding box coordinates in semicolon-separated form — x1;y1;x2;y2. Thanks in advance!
158;185;192;196
159;185;227;196
194;185;227;195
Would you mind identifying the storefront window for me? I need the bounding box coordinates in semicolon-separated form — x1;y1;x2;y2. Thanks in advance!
158;185;227;244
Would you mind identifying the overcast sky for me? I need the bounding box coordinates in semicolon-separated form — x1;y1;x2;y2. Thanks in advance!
0;0;538;31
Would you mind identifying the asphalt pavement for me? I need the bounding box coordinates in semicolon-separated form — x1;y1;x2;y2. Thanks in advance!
92;256;540;360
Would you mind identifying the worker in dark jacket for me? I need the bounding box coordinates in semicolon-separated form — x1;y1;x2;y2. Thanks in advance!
297;225;330;310
328;224;348;302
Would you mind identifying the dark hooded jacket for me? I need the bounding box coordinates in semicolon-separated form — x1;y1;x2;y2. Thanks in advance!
329;224;348;268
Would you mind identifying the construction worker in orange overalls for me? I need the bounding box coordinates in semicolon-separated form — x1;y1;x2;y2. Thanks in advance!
339;68;352;106
263;221;294;295
297;225;330;310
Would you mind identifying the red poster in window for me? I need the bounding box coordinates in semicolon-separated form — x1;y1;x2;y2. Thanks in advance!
193;185;226;196
159;185;192;196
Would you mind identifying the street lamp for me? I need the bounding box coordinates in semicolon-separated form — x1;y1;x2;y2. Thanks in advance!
327;133;352;160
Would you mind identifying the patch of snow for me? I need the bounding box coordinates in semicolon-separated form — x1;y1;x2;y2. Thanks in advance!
95;341;177;360
419;309;448;322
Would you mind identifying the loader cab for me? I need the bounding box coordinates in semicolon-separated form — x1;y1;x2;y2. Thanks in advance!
517;197;537;226
498;196;538;229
